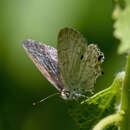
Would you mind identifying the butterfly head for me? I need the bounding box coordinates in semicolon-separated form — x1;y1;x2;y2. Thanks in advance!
61;89;70;100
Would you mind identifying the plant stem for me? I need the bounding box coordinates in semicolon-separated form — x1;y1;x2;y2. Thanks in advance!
93;112;123;130
120;53;130;130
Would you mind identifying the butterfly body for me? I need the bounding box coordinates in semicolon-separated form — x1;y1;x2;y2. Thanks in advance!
22;28;104;100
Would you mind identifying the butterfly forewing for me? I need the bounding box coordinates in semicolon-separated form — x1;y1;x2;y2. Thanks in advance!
58;28;104;93
58;28;87;89
22;40;63;92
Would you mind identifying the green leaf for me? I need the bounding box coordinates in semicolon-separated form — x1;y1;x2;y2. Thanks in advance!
67;72;125;130
113;0;130;54
93;111;124;130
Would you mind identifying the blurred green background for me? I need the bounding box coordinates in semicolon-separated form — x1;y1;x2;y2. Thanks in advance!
0;0;126;130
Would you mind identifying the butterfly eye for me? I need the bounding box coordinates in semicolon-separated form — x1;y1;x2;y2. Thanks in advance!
80;55;83;60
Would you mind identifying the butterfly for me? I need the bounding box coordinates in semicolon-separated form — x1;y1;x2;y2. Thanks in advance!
22;28;104;100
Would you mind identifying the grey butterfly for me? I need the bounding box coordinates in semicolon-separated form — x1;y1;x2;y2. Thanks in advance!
22;28;104;100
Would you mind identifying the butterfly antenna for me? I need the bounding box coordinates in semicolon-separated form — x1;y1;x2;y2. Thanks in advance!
32;93;60;106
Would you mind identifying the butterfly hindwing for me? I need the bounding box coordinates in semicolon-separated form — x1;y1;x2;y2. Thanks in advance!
58;28;104;93
78;44;104;90
22;40;63;92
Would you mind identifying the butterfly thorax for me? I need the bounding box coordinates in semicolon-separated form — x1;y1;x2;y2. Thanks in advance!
61;87;90;100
